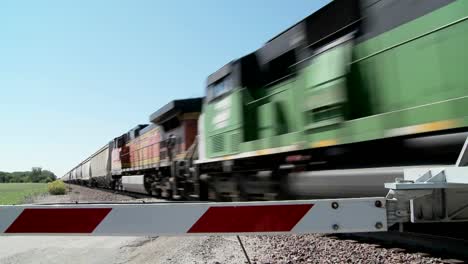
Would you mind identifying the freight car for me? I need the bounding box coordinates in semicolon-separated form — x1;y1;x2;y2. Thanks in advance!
63;0;468;201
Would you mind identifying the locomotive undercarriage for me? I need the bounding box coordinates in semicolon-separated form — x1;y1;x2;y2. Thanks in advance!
110;164;196;200
105;130;468;201
198;130;468;201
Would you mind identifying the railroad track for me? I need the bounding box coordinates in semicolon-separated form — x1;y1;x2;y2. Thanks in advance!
338;231;468;262
83;185;159;200
96;187;156;200
65;184;201;203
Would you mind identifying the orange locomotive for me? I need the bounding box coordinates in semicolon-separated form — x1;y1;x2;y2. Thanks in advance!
109;98;202;198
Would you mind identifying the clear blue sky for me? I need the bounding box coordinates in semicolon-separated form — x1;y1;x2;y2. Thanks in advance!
0;0;329;177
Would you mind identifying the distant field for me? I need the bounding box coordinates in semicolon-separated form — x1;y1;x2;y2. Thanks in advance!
0;183;48;205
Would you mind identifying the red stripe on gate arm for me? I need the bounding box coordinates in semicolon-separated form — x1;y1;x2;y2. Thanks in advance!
187;204;313;233
5;208;112;233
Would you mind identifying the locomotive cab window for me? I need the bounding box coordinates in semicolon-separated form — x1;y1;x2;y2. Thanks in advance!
161;116;181;132
207;75;233;101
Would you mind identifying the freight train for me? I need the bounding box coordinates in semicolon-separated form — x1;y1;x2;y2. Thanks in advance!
62;0;468;201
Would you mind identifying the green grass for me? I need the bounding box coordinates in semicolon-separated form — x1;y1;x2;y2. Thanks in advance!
0;183;48;205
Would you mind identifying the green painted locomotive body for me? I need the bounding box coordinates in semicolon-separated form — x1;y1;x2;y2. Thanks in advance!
64;0;468;201
201;0;468;163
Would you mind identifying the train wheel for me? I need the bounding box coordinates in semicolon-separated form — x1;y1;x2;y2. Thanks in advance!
199;180;209;201
114;178;123;191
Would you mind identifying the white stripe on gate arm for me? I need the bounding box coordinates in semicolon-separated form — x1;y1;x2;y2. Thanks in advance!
292;198;388;234
0;207;23;233
94;203;209;235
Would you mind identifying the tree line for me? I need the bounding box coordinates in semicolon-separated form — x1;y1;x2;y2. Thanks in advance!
0;167;57;183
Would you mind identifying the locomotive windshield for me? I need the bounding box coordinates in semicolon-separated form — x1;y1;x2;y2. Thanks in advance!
207;75;233;101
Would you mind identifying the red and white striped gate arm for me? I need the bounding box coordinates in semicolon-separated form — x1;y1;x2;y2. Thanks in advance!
0;198;387;236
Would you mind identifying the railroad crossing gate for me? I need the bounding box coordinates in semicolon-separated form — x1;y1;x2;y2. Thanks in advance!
0;198;386;236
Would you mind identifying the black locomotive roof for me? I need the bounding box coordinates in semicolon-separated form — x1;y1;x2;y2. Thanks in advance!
257;22;305;65
258;0;360;64
130;124;148;131
206;61;235;86
206;0;360;87
149;97;203;125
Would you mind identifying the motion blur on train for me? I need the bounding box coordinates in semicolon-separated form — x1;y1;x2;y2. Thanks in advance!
62;0;468;201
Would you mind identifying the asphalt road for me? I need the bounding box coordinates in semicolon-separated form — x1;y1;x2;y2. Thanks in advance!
0;236;248;264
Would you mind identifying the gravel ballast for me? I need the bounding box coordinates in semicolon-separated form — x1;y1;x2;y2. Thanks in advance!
32;184;161;203
244;234;448;264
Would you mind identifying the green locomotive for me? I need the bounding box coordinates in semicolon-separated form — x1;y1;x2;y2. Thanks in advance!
63;0;468;201
196;0;468;199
